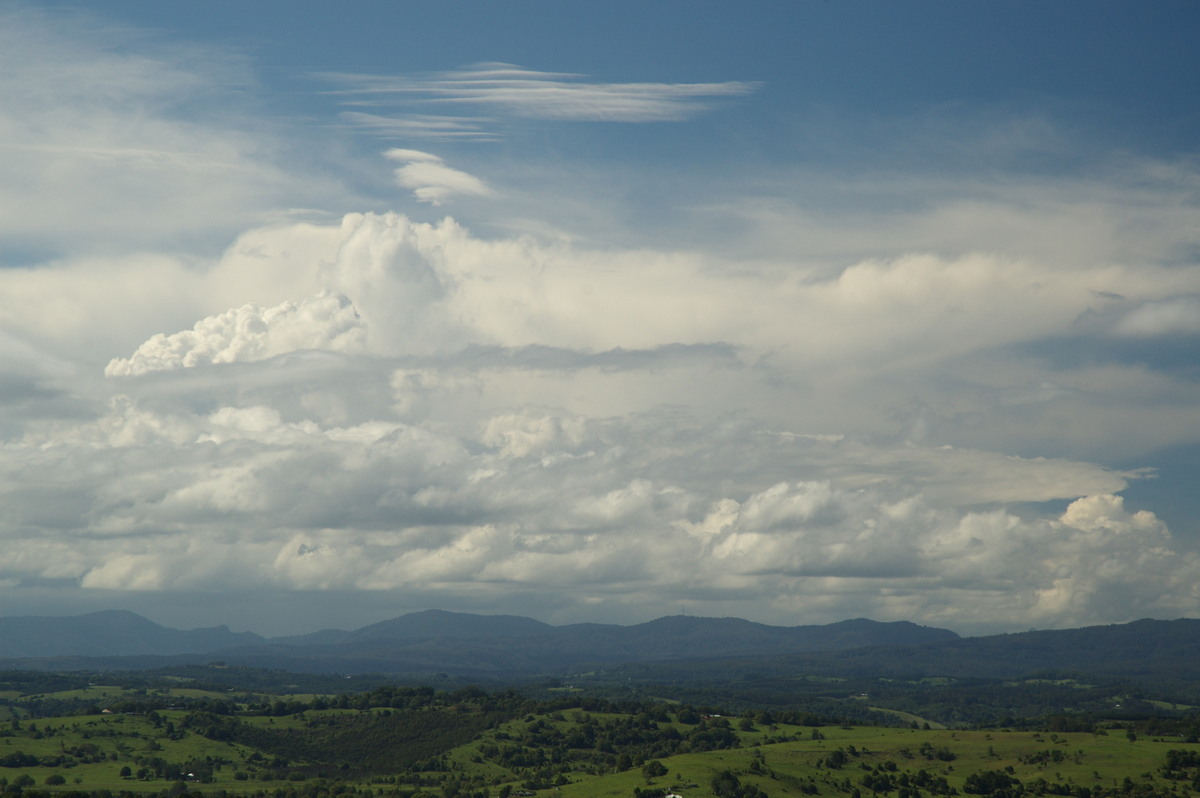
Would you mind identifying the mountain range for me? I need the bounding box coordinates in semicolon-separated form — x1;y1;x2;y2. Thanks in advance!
0;609;954;673
2;610;1198;690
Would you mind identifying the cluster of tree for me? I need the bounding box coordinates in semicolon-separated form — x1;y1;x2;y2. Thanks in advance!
475;709;750;781
631;769;771;798
0;782;387;798
963;769;1023;798
711;768;771;798
209;708;506;777
1159;749;1200;789
10;666;1200;798
565;653;1200;727
0;742;109;769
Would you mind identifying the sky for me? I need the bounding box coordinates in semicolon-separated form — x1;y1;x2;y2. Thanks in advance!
2;0;1200;638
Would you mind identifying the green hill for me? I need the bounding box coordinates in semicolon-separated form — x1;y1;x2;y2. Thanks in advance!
0;670;1199;797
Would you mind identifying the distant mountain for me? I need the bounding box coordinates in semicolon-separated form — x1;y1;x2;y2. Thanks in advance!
0;609;957;674
539;615;957;663
236;611;962;675
11;610;1199;692
818;617;1200;681
596;617;1200;697
0;610;263;658
274;609;556;648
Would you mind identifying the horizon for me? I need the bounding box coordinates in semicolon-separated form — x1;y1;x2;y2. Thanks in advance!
0;605;1186;642
2;1;1200;639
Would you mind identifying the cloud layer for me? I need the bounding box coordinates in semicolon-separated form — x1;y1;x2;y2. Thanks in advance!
0;200;1194;634
3;4;1200;637
2;374;1189;633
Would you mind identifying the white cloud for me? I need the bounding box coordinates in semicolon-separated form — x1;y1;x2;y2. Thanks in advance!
41;201;1195;631
339;111;498;141
105;293;366;376
0;5;351;262
385;148;494;205
88;207;1200;459
328;62;760;133
1112;296;1200;337
328;62;758;120
426;62;759;121
5;4;1200;636
1;384;1191;632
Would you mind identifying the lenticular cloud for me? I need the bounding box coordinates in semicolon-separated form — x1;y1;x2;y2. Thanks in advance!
106;292;366;376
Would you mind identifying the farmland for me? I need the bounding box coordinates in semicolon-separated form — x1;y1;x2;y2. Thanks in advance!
0;672;1199;798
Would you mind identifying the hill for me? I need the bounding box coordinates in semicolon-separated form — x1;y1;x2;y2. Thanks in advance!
0;610;263;658
0;675;1197;798
6;610;1200;702
0;609;956;675
201;611;962;676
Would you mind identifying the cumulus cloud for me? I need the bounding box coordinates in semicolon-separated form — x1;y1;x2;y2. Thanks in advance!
0;198;1198;632
4;3;1200;636
315;214;1110;363
93;208;1200;460
1;388;1191;632
105;293;366;376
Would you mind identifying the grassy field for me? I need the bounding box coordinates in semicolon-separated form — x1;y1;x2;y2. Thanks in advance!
543;724;1200;798
0;711;254;791
0;683;1198;797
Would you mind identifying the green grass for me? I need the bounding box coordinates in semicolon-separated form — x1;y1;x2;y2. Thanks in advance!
0;696;1196;796
0;711;270;792
862;706;946;729
506;723;1200;798
19;686;126;702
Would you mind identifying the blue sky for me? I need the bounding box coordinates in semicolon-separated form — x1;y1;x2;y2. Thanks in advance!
2;1;1199;636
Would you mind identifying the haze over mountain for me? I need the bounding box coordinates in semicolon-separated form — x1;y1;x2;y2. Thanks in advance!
5;610;1200;691
0;610;262;659
0;609;953;672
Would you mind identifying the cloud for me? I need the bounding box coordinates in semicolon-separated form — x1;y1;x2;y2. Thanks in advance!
105;293;366;377
84;208;1200;461
0;5;351;262
0;329;83;432
1;386;1190;632
329;62;760;138
1112;296;1200;337
4;4;1200;636
1;200;1198;632
384;149;494;205
340;112;499;142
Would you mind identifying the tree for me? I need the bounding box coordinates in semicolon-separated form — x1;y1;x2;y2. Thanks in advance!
963;769;1020;797
826;749;849;769
642;760;668;781
712;770;742;798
